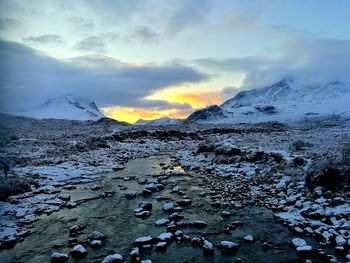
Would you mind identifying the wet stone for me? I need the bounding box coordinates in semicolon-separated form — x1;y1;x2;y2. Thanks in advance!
203;240;214;255
220;241;238;254
70;244;87;258
156;241;168;252
51;252;69;263
88;231;105;241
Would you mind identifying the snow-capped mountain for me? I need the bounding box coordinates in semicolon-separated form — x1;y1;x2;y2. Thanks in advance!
16;94;104;121
187;78;350;123
135;117;182;126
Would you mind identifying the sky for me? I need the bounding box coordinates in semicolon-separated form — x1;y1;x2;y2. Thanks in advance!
1;0;350;123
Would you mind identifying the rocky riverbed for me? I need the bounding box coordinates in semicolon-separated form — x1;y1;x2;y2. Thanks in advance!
0;114;349;262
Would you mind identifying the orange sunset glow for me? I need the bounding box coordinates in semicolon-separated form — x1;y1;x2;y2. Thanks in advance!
102;91;222;123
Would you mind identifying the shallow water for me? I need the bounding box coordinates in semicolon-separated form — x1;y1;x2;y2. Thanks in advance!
0;154;322;263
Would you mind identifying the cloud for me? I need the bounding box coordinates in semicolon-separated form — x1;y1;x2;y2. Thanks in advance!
194;56;273;72
73;36;106;52
166;0;212;34
133;25;158;42
0;17;22;31
194;37;350;91
219;86;240;101
241;38;350;89
69;16;96;32
0;40;207;113
23;34;65;45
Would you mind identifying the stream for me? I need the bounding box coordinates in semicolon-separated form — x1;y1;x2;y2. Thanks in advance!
0;154;323;263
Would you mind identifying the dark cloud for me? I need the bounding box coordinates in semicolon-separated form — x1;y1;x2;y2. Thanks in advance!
0;17;22;31
133;25;158;42
194;56;272;72
194;38;350;91
241;38;350;89
135;99;193;111
166;0;212;34
23;34;65;45
0;40;207;113
73;36;106;52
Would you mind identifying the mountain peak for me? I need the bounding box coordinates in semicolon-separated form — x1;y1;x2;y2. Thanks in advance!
16;94;104;121
187;79;350;124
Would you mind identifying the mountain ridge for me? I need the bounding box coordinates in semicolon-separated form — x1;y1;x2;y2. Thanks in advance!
187;78;350;124
16;94;104;121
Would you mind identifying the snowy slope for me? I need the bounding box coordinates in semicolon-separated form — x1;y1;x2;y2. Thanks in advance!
16;94;104;121
135;117;182;126
187;79;350;123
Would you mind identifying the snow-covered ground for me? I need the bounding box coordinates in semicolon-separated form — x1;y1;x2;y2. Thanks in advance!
0;113;349;261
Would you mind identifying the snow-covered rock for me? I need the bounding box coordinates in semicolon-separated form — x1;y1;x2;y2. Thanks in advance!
70;244;87;258
51;252;69;263
101;254;123;263
135;117;182;126
220;241;238;253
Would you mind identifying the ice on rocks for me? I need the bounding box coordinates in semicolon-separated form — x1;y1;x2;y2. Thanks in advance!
162;202;174;212
51;252;69;263
292;238;307;247
70;244;87;258
155;218;169;226
88;231;105;241
101;254;123;263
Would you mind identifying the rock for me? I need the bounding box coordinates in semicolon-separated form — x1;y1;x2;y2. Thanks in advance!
172;186;180;193
193;220;207;228
51;252;69;263
155;219;170;226
243;235;254;242
169;212;184;221
292;238;307;247
167;222;177;232
221;211;230;218
57;194;70;201
2;236;17;248
126;192;138;199
157;232;173;242
231;221;242;226
139;201;152;211
262;242;270;249
156;241;167;252
69;225;80;235
203;240;214;255
211;201;221;207
135;210;151;219
162;202;174;212
134;236;153;246
70;244;87;258
66;202;77;208
142;189;152;196
130;247;139;258
90;239;103;248
177;198;192;206
220;241;238;253
88;231;105;241
101;254;123;263
191;237;201;245
296;245;312;255
335;235;346;246
91;185;101;190
175;230;183;237
102;191;114;197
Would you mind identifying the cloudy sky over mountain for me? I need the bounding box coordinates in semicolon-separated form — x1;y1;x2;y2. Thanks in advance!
1;0;349;123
